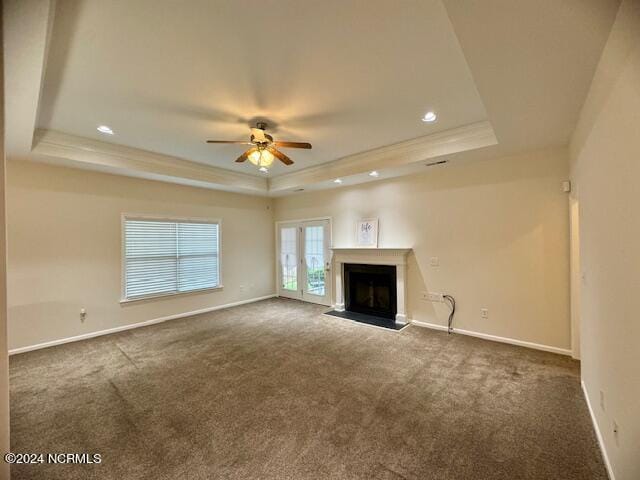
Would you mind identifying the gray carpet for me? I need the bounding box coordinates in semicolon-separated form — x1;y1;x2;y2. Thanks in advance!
10;298;606;480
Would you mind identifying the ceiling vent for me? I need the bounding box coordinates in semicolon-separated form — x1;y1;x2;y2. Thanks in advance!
425;160;448;167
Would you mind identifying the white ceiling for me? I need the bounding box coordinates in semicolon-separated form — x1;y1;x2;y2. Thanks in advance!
37;0;488;177
5;0;622;195
442;0;621;153
3;0;54;159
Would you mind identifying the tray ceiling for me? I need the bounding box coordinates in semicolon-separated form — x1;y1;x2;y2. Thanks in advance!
36;0;488;177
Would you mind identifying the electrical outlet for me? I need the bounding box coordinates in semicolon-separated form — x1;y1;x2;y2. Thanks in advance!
430;257;439;267
80;308;87;322
480;308;489;319
239;285;245;292
600;390;605;411
428;293;443;302
421;292;443;302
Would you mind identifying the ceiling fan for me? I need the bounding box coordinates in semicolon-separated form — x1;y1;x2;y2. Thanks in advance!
206;122;311;171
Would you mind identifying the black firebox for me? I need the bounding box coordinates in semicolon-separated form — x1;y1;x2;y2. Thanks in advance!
344;263;397;320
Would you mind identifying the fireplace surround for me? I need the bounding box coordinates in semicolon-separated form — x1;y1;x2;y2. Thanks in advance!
331;248;411;326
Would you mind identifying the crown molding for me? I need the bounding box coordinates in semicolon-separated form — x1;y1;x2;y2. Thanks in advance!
268;121;497;193
31;129;268;195
30;122;496;196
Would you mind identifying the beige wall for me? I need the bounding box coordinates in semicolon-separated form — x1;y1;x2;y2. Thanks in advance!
6;160;275;351
275;148;571;351
570;1;640;478
0;6;10;478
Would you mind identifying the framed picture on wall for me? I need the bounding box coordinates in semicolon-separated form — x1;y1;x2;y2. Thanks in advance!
356;218;378;248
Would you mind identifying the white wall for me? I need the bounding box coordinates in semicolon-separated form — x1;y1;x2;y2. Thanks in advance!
0;9;10;478
275;148;571;352
570;1;640;478
6;160;275;351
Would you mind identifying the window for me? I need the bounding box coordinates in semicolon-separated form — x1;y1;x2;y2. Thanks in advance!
280;227;297;291
123;216;220;301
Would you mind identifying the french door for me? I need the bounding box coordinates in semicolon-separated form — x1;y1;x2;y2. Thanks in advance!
277;219;331;305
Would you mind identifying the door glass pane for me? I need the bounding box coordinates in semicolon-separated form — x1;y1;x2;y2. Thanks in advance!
280;227;297;291
305;225;325;296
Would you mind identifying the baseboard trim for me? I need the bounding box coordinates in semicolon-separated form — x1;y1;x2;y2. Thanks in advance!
9;294;277;355
409;320;572;356
581;380;615;480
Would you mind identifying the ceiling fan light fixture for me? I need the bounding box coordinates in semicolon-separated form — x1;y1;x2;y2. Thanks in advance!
207;122;309;168
248;148;274;168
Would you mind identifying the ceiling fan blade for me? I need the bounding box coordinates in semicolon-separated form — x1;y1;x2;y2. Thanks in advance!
269;147;294;166
236;147;257;163
207;140;253;145
274;141;312;149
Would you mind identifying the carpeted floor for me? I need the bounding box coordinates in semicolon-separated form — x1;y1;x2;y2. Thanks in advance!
10;298;606;480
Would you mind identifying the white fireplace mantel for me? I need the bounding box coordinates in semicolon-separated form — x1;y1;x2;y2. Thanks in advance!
331;248;412;325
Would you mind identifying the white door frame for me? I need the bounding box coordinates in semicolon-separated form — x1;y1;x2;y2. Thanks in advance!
301;219;332;305
569;195;581;360
275;217;332;305
276;221;302;301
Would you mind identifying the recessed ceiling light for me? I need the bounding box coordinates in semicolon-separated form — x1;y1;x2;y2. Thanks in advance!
97;125;114;135
422;111;437;123
258;166;269;173
334;178;343;184
369;171;379;177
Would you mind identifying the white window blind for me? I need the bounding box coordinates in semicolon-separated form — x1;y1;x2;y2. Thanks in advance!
124;218;219;300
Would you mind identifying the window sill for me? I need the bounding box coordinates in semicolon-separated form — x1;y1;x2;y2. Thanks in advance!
120;285;224;305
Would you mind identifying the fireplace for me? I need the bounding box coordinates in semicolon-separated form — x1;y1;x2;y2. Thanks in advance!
330;248;411;327
344;263;397;319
